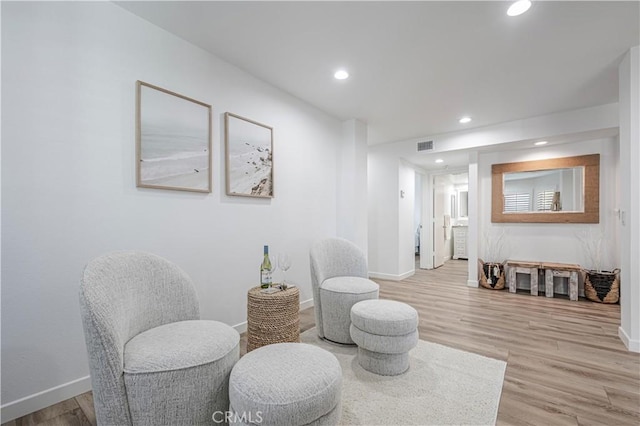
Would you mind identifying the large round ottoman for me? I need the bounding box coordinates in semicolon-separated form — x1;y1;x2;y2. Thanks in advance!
229;343;342;425
349;299;419;376
319;276;379;344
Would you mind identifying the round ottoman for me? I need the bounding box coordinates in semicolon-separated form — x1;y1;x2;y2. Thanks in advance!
349;299;419;376
229;343;342;425
319;276;379;344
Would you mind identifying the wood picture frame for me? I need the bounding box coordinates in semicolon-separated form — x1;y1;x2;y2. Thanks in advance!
491;154;600;223
224;112;274;198
136;81;212;193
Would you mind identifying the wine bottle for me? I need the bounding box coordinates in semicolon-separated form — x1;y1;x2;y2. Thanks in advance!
260;245;272;288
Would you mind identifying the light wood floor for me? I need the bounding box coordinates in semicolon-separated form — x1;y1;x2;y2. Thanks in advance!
4;260;639;425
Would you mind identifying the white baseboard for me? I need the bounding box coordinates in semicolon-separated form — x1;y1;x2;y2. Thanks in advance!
0;376;92;424
618;326;640;352
369;270;415;281
300;297;314;310
467;279;479;288
232;297;315;334
232;320;248;334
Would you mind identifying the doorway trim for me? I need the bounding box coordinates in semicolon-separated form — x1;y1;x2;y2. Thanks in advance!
419;167;468;270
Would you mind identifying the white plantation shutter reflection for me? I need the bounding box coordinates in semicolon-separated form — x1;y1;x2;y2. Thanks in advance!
504;193;531;212
536;190;555;211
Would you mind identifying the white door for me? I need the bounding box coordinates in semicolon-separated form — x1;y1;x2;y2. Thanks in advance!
433;182;447;268
419;174;432;269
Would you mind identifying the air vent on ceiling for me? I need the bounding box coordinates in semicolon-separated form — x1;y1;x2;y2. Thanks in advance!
417;140;434;152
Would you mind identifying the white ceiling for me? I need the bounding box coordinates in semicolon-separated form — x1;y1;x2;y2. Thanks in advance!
117;1;638;149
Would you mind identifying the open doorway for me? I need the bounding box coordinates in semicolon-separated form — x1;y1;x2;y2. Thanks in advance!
450;174;469;262
414;172;424;266
422;172;468;269
433;175;448;268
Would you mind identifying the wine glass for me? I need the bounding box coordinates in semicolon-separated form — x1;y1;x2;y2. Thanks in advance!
278;253;292;286
269;255;278;287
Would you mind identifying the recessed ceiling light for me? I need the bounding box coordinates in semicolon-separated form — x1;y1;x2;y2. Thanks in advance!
334;70;349;80
507;0;532;17
534;141;548;146
435;159;444;163
459;117;472;124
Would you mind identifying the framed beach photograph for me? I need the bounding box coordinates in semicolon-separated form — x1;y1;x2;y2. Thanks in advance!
136;81;212;193
225;112;274;198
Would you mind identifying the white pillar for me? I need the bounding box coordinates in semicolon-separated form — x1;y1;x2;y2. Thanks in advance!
367;151;400;278
618;46;640;352
337;119;368;254
467;152;479;287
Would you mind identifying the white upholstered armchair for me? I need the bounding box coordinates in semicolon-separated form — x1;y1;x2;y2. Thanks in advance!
79;251;239;426
309;238;379;344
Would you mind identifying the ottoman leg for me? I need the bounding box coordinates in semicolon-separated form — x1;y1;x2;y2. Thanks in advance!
357;347;409;376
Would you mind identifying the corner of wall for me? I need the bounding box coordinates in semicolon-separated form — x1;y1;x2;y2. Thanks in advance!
618;326;640;353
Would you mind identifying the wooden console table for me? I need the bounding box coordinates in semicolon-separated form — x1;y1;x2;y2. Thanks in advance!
506;260;540;296
541;262;581;301
506;260;581;301
247;286;300;352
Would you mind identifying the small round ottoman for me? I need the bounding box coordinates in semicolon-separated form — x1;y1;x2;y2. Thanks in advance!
229;343;342;425
349;299;419;376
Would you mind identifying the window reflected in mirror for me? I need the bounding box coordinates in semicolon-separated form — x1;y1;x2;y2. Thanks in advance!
503;167;584;213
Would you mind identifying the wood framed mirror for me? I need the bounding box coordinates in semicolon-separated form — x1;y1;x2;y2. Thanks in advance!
491;154;599;223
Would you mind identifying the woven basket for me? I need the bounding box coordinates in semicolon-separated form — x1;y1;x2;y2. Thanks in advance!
584;269;620;304
247;286;300;352
478;259;506;290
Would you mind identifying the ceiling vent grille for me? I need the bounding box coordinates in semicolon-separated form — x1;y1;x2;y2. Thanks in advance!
417;140;434;152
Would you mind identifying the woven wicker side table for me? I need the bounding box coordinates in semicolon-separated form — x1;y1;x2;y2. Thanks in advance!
247;286;300;352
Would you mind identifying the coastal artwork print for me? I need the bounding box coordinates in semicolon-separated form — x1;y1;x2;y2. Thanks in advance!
225;113;273;198
136;81;212;193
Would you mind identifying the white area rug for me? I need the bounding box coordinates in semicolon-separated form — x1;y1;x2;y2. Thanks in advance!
300;329;506;426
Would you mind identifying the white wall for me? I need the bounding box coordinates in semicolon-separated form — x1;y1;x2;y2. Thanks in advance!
419;172;433;269
398;160;416;278
1;2;343;419
414;174;422;242
478;138;619;293
367;153;399;277
367;154;417;280
337;119;368;252
618;46;640;352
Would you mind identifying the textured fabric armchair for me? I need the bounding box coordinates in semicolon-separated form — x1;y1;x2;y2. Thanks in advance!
309;238;379;344
79;251;240;426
